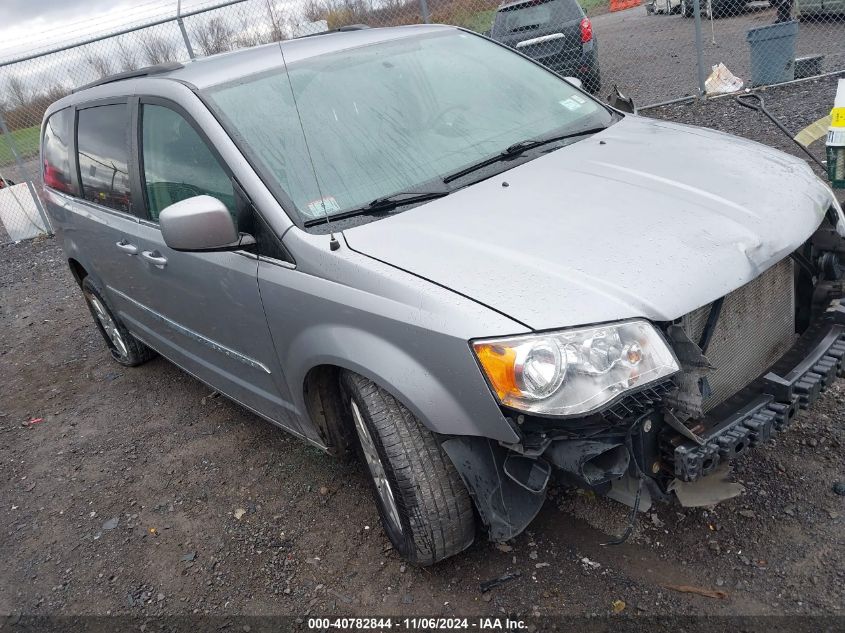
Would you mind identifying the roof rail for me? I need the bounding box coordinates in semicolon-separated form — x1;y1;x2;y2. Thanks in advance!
295;24;371;39
72;62;184;93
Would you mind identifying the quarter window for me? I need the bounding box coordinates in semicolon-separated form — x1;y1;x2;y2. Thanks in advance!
141;104;235;221
42;108;77;195
77;104;132;213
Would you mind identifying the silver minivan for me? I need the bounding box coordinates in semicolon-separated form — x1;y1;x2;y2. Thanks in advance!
41;25;845;565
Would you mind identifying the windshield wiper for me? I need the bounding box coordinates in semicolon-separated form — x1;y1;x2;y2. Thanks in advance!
443;125;609;184
303;188;449;227
367;189;450;210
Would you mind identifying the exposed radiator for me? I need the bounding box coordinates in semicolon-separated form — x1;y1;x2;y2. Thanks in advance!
681;257;796;413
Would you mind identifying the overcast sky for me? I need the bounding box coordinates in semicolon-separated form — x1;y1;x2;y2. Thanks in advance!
0;0;220;62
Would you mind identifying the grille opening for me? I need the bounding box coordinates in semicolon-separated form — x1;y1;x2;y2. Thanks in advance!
679;257;796;413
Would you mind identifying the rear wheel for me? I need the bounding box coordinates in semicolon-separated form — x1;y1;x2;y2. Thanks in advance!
82;277;155;366
341;371;475;566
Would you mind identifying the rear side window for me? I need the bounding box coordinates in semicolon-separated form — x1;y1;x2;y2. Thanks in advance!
77;104;132;213
42;108;77;195
140;104;235;222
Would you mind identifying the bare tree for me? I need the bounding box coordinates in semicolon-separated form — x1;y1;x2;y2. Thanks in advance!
116;39;140;72
5;74;29;110
302;0;373;28
303;0;329;22
140;35;178;65
193;17;234;56
265;0;289;42
86;53;114;78
234;17;266;48
44;85;68;103
381;0;405;9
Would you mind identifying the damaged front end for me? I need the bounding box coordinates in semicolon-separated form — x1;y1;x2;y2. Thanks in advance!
447;204;845;543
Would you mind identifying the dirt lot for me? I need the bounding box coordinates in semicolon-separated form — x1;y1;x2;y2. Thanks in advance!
2;79;845;626
591;4;844;105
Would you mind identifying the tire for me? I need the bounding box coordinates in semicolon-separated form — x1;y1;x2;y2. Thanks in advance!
341;371;475;566
82;276;156;367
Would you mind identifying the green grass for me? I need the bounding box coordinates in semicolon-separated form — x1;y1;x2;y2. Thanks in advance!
461;8;497;32
0;125;40;167
579;0;611;15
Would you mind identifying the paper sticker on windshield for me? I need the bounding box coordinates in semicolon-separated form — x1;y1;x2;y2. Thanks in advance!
307;196;341;216
559;98;583;112
571;94;587;105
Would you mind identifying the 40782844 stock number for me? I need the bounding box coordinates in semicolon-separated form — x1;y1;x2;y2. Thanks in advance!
307;617;474;629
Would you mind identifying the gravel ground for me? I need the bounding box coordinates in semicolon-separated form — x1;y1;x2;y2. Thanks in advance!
593;5;844;106
2;76;845;624
648;72;845;188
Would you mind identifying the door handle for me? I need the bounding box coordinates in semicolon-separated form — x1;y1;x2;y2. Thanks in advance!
141;250;168;268
116;240;138;255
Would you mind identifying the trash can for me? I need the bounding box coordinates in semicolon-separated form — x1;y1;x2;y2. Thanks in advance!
746;20;799;87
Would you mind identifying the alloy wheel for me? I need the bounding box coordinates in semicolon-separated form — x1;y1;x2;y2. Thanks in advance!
350;399;403;535
87;293;129;359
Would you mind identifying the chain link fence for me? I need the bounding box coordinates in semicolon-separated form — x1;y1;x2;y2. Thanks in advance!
0;0;843;243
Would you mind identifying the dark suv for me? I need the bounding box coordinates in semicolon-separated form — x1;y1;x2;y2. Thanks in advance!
491;0;600;93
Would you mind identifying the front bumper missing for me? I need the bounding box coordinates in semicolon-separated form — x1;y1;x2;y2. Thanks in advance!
666;323;845;482
446;312;845;543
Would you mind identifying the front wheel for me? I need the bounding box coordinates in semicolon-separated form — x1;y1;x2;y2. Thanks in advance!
82;276;155;366
341;371;475;566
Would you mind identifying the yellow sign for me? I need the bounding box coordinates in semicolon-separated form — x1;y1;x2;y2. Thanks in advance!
832;108;845;128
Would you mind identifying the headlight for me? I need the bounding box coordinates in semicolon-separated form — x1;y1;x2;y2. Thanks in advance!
472;319;679;417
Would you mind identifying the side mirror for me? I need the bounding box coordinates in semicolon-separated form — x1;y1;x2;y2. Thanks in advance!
159;195;242;251
564;76;583;90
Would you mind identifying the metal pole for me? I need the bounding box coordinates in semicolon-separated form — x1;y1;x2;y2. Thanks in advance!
692;0;707;98
419;0;431;23
0;109;51;235
177;0;196;60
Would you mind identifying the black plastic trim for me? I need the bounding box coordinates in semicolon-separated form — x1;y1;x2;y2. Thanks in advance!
666;322;845;482
72;62;183;94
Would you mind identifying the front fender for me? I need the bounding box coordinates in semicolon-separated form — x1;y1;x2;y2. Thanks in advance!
284;323;520;444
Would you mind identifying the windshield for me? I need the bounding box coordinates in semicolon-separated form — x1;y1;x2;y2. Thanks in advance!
205;30;612;223
493;0;583;36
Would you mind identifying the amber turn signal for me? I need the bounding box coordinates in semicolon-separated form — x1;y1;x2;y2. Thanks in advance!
473;342;520;401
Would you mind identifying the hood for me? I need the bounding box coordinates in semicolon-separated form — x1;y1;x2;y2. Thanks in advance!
343;116;836;331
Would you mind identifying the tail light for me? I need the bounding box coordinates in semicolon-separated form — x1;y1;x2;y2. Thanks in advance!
44;160;69;193
580;17;593;43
